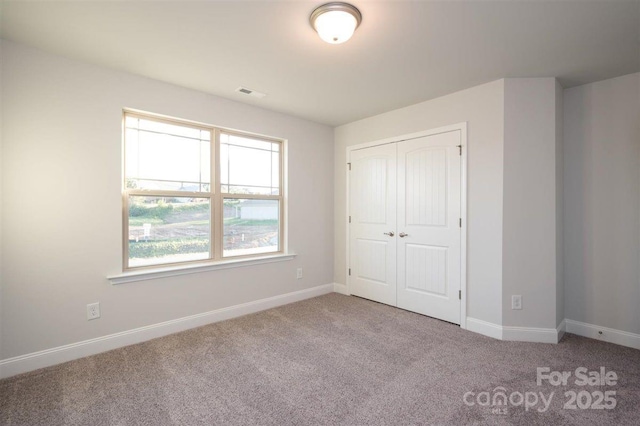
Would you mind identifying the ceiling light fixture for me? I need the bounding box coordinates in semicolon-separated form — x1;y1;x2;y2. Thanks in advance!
310;2;362;45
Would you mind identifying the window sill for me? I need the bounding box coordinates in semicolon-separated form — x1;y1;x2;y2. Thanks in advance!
107;253;297;285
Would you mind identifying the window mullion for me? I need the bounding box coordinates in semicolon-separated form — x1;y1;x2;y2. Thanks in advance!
123;190;130;270
213;128;222;261
222;194;282;201
280;141;285;253
126;189;211;198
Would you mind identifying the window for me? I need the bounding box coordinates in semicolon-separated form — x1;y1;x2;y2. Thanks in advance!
123;111;283;270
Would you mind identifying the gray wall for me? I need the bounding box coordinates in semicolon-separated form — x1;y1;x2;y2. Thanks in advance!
502;78;561;329
555;81;564;327
0;41;335;360
335;80;505;325
0;41;4;359
563;72;640;334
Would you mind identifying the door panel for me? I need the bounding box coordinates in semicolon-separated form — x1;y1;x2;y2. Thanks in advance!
355;239;388;283
349;144;397;306
405;244;448;296
405;147;448;227
397;131;462;324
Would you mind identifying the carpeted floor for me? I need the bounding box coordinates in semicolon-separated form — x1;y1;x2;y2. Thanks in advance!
1;293;639;425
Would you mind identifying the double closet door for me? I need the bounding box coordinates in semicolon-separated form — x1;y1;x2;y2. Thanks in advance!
348;130;462;324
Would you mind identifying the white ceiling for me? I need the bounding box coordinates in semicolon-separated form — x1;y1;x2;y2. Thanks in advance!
1;1;639;126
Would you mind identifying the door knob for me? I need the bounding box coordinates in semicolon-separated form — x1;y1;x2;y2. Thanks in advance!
384;231;395;237
399;232;408;238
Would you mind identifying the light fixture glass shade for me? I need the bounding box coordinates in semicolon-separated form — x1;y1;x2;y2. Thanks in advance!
310;3;362;44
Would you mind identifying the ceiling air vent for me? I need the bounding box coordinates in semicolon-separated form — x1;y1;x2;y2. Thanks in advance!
235;86;267;98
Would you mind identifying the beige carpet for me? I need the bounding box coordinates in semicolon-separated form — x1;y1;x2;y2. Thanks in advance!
1;293;639;425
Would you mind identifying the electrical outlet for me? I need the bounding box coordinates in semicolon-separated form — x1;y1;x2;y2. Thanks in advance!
87;302;101;320
296;268;303;279
511;295;522;310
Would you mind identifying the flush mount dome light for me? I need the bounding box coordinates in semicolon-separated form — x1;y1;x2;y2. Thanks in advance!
310;2;362;44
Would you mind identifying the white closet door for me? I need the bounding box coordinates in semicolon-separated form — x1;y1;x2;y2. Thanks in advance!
349;143;397;306
396;131;462;324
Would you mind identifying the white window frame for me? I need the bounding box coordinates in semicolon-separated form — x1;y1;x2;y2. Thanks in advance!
121;110;285;272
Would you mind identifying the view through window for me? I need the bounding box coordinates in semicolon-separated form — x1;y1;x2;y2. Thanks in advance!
124;112;283;269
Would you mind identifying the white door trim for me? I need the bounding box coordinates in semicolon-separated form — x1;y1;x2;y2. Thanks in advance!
346;122;468;329
459;123;468;329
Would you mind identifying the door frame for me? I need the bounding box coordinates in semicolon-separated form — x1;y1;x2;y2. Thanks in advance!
346;122;468;329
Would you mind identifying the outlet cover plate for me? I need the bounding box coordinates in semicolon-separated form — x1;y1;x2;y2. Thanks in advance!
511;295;522;310
87;302;101;320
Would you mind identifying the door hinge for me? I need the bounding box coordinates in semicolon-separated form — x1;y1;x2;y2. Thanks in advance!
457;145;462;156
347;162;351;171
459;218;462;228
349;216;351;223
348;268;351;276
459;290;462;300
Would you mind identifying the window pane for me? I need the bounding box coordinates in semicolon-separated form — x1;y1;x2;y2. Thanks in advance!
134;117;202;140
224;145;272;191
223;198;279;257
125;116;139;128
125;115;210;192
222;133;274;151
272;152;279;191
220;133;280;195
128;196;210;267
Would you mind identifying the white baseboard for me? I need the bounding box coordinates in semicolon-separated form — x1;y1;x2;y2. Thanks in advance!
502;324;560;344
333;282;350;295
466;317;503;340
466;317;561;343
565;319;640;350
0;283;334;379
557;319;566;341
466;317;640;348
